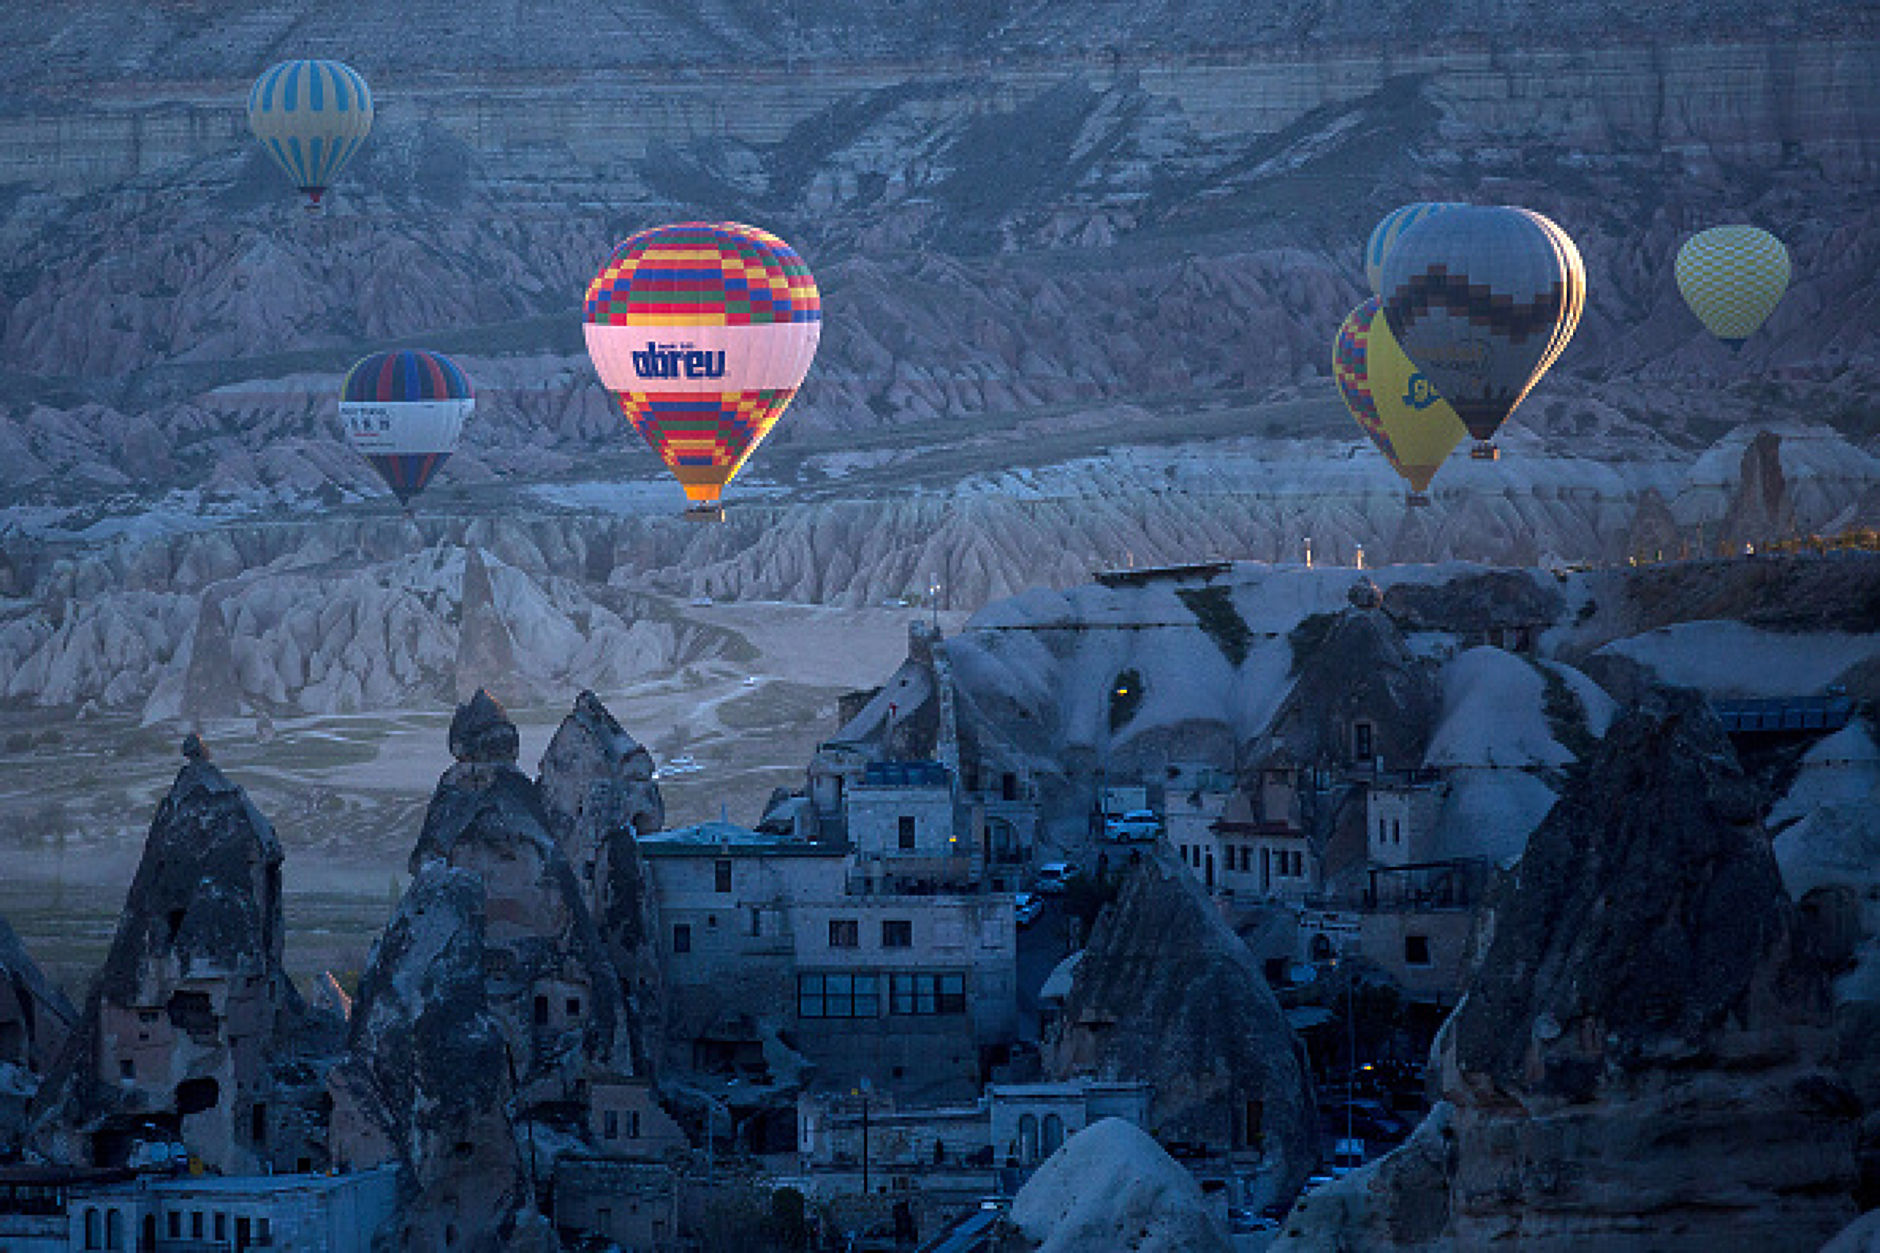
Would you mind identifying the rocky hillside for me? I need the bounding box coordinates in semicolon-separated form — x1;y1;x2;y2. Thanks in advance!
0;1;1874;717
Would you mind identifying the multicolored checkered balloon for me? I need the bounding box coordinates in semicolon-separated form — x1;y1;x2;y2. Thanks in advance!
583;223;821;508
1675;226;1790;350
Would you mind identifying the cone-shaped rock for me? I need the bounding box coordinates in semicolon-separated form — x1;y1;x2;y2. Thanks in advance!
30;739;338;1173
1049;850;1317;1206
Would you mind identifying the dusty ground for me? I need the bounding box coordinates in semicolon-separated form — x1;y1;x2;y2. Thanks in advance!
0;596;949;999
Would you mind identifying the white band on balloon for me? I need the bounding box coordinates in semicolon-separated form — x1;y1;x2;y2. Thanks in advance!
340;399;472;455
584;322;821;394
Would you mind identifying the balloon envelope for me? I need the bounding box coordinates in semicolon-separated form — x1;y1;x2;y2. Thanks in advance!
1334;298;1467;495
340;350;472;506
1365;203;1461;298
248;60;374;205
1675;225;1790;348
1380;206;1586;446
583;222;821;506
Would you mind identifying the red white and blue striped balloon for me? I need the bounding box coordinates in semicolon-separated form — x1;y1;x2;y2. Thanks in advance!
340;351;472;507
247;60;374;207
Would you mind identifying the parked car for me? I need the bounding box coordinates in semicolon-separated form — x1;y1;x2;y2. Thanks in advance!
1229;1207;1281;1234
1102;809;1161;841
689;595;715;607
1014;891;1044;926
1034;862;1074;894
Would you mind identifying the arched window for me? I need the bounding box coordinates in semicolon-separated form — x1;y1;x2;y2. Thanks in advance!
84;1208;101;1250
1041;1113;1065;1158
105;1208;124;1250
1310;934;1334;963
1017;1113;1039;1164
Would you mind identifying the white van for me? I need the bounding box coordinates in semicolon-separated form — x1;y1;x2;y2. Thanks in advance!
1035;862;1074;894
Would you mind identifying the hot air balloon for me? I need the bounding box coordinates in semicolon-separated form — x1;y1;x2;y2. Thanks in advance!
1334;298;1467;504
247;60;374;209
1380;206;1585;460
1364;202;1462;298
339;350;473;509
1675;226;1790;350
583;222;821;518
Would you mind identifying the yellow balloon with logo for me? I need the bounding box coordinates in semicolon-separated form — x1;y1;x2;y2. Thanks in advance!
1333;298;1468;503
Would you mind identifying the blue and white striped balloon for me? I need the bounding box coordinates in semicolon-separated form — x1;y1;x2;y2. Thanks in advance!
247;60;373;207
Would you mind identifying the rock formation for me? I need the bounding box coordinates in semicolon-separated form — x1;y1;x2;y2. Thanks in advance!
1008;1117;1232;1253
1048;850;1316;1207
29;735;340;1173
0;916;75;1156
1772;716;1880;1208
1274;693;1860;1250
1720;429;1799;552
455;547;519;704
329;689;649;1249
327;866;525;1251
537;690;664;1075
1263;606;1440;770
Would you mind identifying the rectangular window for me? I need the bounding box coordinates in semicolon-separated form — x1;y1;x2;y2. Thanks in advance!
215;1213;226;1242
192;1212;204;1239
799;973;879;1019
672;923;692;954
898;815;917;850
168;1213;182;1239
714;858;733;893
1354;722;1374;760
604;1110;619;1140
567;997;582;1018
829;919;859;948
118;1058;134;1080
1405;934;1432;967
889;972;967;1015
1393;819;1401;844
630;1109;641;1138
882;919;913;949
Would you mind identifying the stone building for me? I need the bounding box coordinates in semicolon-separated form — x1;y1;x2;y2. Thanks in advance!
640;819;1017;1101
549;1159;679;1252
67;1164;398;1253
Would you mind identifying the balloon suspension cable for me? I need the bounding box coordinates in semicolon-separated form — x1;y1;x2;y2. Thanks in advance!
1469;443;1501;461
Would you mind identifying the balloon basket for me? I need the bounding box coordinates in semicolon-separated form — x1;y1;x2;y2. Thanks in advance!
1406;493;1432;507
683;503;726;523
1470;443;1500;461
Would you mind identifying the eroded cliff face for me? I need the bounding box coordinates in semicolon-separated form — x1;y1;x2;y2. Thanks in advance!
1275;693;1860;1250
